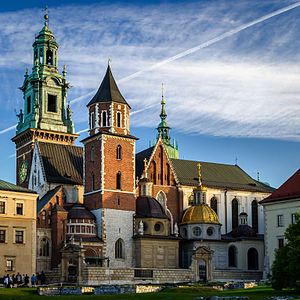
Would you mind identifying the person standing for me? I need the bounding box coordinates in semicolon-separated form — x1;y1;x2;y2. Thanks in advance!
24;274;29;287
30;274;36;287
3;275;8;288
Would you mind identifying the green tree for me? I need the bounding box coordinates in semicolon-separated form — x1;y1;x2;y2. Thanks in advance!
272;213;300;290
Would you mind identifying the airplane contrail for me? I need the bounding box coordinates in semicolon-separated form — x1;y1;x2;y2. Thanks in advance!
1;1;300;135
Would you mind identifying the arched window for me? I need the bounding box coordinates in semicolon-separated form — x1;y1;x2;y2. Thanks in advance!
116;172;121;190
210;196;218;215
151;161;156;184
92;173;95;191
166;163;170;185
46;50;53;65
117;112;121;128
160;146;164;185
232;197;238;229
90;112;95;129
251;200;258;233
248;248;259;270
91;147;95;162
157;191;167;211
228;245;237;267
102;111;107;127
39;238;49;256
116;145;122;160
115;238;124;259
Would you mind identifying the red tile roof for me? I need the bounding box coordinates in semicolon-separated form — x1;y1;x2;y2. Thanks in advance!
260;169;300;204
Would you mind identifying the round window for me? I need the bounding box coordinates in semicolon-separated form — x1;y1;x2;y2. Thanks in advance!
207;227;214;236
154;223;161;232
193;226;201;236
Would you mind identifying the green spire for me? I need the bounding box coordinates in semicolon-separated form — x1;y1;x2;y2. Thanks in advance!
16;7;74;136
156;84;179;159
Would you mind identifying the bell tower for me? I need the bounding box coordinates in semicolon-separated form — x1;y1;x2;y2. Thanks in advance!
12;8;78;187
82;64;137;268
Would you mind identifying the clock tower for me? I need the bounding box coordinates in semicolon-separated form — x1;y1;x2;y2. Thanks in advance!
12;9;78;187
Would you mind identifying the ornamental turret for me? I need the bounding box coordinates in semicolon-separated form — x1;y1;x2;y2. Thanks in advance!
16;7;74;135
156;84;179;159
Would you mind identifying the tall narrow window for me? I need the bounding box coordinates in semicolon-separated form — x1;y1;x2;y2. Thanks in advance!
92;173;95;191
0;230;5;243
47;94;56;112
251;200;258;233
46;49;53;65
116;145;122;160
151;161;156;184
116;172;121;190
91;147;95;162
115;238;124;259
160;146;163;185
277;215;284;227
102;111;107;127
0;201;5;214
117;112;121;128
90;112;95;129
210;196;218;215
27;96;31;114
166;163;170;185
228;246;237;267
232;198;238;229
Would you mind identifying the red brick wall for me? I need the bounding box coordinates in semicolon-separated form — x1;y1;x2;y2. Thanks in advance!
84;134;136;212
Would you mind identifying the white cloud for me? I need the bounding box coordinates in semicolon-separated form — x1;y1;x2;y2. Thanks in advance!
0;1;300;141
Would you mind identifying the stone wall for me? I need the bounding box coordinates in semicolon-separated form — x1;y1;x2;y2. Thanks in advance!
44;268;60;284
213;270;263;281
83;267;193;285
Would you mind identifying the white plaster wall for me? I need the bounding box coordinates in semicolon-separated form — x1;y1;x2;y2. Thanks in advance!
102;209;134;268
263;199;300;271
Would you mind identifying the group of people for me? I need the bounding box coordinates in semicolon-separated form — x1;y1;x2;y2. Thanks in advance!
2;271;46;288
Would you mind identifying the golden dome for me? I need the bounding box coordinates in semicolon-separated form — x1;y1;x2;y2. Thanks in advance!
181;204;220;225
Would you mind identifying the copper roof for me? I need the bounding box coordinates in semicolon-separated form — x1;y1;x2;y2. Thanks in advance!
0;179;37;194
135;196;168;219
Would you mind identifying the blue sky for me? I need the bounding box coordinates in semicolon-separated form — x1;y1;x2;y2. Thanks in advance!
0;0;300;188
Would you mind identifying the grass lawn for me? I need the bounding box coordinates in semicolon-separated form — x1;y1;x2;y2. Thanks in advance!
0;285;298;300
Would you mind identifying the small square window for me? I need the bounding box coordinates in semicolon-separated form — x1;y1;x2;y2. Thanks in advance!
0;230;5;243
16;203;23;215
277;215;284;227
47;94;57;112
6;259;14;272
0;201;5;214
15;231;24;244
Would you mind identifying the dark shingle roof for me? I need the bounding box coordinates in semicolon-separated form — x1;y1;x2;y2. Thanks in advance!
136;146;154;178
260;169;300;204
0;179;37;194
87;65;130;107
38;142;83;185
136;196;168;219
170;159;274;193
37;186;61;213
68;204;96;220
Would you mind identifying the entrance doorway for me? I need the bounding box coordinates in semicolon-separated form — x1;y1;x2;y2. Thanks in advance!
198;259;206;282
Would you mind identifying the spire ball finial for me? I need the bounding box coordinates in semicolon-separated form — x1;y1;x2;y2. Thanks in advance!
108;57;112;66
197;163;202;186
44;5;48;25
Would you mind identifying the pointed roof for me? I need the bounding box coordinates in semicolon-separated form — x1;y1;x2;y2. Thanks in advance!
260;169;300;204
87;65;130;107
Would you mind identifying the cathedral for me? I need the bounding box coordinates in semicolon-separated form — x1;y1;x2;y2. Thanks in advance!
12;12;274;283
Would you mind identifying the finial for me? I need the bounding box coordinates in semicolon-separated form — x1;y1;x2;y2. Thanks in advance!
62;65;66;77
108;57;112;66
25;68;28;75
161;83;165;104
257;171;260;182
197;163;202;186
143;158;147;170
44;5;48;26
235;156;238;165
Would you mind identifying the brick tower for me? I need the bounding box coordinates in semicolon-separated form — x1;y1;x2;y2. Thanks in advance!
12;9;78;188
82;64;138;267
